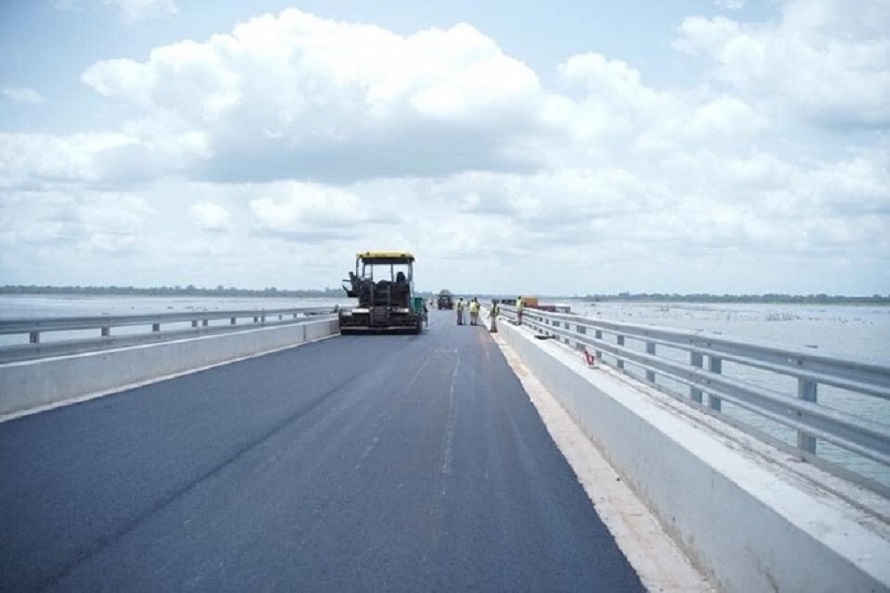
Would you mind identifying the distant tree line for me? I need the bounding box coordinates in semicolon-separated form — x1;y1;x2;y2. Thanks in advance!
0;285;347;298
580;292;890;305
1;286;887;304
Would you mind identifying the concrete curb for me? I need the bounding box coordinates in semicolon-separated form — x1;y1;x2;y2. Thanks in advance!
499;320;890;593
0;319;339;419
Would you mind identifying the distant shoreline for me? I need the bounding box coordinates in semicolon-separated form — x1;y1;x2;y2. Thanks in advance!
578;293;890;305
0;285;343;299
1;286;887;305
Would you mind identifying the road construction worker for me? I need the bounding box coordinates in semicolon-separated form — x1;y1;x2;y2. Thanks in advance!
489;299;500;333
516;296;524;325
469;298;479;325
456;298;465;325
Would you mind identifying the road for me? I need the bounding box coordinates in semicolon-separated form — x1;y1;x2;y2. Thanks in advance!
0;311;645;592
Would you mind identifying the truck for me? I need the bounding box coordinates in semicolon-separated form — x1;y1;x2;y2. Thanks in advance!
339;251;425;334
437;290;454;310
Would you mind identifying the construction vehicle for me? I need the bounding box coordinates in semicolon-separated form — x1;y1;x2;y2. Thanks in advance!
339;251;425;334
437;290;454;310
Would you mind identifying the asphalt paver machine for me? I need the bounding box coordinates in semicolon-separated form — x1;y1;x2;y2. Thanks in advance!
339;251;425;334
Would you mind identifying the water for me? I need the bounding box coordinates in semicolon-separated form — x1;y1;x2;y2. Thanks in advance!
0;294;351;321
575;301;890;365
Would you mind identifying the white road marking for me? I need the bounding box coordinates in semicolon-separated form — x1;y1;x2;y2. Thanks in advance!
441;352;459;481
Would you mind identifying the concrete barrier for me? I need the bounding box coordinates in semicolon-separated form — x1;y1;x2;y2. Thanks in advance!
0;318;339;418
499;321;890;593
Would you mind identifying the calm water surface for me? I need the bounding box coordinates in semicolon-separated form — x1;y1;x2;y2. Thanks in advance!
0;294;350;320
575;300;890;365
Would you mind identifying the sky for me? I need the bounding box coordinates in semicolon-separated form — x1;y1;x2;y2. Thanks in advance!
0;0;888;296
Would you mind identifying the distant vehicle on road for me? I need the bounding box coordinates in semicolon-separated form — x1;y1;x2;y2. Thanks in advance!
437;290;454;310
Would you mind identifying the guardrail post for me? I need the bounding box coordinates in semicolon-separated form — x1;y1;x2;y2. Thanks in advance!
29;331;40;344
595;330;603;361
191;320;198;328
646;341;656;383
576;325;587;352
202;319;209;327
708;356;722;411
797;378;818;454
690;351;704;403
230;317;236;325
617;335;625;370
152;323;160;332
101;326;110;338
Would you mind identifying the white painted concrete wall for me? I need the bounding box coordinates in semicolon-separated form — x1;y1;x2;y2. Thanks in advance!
0;319;339;418
499;321;890;593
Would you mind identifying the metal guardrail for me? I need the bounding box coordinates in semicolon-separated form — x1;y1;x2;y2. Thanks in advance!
0;307;336;363
501;305;890;491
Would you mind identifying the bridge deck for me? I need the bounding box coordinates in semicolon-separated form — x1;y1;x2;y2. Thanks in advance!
0;311;644;592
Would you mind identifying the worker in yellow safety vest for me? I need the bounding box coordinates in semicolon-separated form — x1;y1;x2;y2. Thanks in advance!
489;299;500;333
456;298;465;325
469;298;480;326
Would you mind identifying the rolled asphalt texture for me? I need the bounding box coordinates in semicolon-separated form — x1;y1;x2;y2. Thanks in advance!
0;310;644;592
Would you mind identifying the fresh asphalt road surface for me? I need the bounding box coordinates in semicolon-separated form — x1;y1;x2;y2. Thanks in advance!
0;311;645;592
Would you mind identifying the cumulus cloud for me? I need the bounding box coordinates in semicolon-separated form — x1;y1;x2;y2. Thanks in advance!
0;132;135;188
0;192;79;248
190;201;232;232
434;167;648;225
80;9;552;182
412;138;888;271
1;86;46;105
559;53;662;115
3;4;888;293
635;95;766;153
0;191;152;254
249;183;387;241
79;194;153;253
673;0;890;129
0;120;213;190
